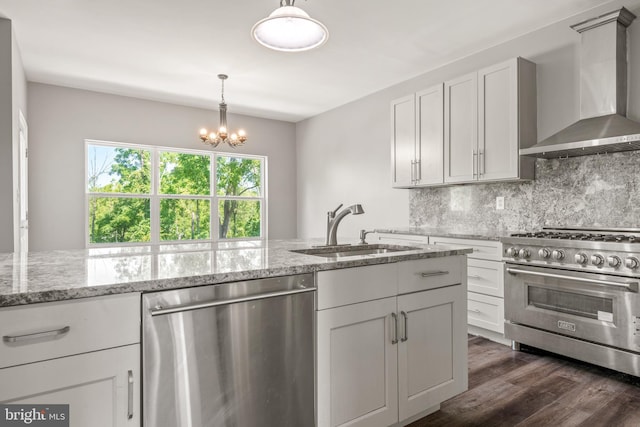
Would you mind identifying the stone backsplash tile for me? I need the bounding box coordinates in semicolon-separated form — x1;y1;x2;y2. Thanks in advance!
410;151;640;232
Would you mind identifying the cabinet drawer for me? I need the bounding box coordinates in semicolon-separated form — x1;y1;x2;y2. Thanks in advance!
467;259;504;298
317;264;397;310
429;237;502;261
398;256;464;294
0;293;141;369
467;292;504;333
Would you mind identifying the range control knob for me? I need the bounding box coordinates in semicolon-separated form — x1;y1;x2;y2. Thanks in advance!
591;254;605;266
538;248;551;259
626;257;640;269
551;250;565;261
506;247;519;258
607;256;622;268
518;249;530;259
574;253;588;265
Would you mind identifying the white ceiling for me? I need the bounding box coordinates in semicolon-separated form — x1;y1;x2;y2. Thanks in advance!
0;0;617;122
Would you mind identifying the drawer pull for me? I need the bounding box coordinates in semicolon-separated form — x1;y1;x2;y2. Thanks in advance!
467;308;482;313
468;275;483;280
420;270;449;278
3;326;71;343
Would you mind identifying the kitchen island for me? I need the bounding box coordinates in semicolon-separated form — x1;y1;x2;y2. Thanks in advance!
0;239;471;427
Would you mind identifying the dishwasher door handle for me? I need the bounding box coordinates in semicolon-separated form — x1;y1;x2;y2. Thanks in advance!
150;287;317;316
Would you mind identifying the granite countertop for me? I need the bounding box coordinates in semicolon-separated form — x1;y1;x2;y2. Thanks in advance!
373;227;516;241
0;239;472;307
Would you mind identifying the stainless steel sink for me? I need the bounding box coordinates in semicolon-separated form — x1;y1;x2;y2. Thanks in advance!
290;244;420;259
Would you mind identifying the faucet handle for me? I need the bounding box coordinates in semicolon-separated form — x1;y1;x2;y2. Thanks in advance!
329;203;343;217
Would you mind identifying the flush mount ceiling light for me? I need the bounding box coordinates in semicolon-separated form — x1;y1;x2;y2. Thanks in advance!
251;0;328;52
199;74;247;148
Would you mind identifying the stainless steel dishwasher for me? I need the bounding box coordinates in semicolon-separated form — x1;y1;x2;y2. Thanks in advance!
142;274;316;427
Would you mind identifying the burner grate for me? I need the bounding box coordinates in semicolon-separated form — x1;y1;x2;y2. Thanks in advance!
510;230;640;243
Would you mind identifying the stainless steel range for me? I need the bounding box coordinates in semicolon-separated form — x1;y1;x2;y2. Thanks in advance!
502;227;640;376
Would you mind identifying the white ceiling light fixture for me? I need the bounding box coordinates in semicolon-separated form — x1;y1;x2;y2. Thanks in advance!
252;0;329;52
199;74;247;148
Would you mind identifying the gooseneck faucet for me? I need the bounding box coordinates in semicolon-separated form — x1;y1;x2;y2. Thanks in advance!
325;203;365;246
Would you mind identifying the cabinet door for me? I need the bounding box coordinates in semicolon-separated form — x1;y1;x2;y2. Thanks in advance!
391;94;416;188
397;285;468;421
317;297;398;427
0;344;140;427
444;72;477;183
416;84;444;185
478;58;518;181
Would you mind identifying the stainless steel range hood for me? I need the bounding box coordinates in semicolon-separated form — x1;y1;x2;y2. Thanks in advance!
521;8;640;159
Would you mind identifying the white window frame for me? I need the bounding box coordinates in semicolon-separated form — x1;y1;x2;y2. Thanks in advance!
85;139;267;247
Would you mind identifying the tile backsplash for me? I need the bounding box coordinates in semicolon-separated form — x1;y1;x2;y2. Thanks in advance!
410;151;640;233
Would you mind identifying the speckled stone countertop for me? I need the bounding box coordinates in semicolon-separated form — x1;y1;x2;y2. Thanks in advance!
373;227;514;241
0;239;472;307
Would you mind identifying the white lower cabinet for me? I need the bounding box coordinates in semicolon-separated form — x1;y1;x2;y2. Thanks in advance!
0;344;140;427
397;286;467;421
317;297;399;427
317;258;468;427
0;293;141;427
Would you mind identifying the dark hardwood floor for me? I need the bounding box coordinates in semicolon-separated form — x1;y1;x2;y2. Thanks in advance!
409;335;640;427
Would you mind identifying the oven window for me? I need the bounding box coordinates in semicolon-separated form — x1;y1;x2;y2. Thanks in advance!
527;286;613;319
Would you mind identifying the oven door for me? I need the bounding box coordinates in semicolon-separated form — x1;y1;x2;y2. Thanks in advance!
505;264;640;352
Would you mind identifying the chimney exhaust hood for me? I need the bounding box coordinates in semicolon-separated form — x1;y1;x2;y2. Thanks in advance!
520;7;640;159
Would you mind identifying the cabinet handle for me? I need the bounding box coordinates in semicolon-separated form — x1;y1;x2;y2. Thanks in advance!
468;274;483;280
391;312;398;345
416;159;421;182
410;160;415;184
472;150;477;178
479;149;485;176
468;308;482;313
3;326;70;343
127;370;134;420
400;311;408;342
419;270;449;278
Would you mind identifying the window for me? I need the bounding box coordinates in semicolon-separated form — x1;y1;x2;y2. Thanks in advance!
86;140;266;246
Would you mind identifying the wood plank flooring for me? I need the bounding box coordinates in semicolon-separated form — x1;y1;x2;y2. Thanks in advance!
409;335;640;427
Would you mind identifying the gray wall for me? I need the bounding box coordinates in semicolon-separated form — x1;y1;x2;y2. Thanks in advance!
0;18;27;253
28;83;297;251
295;0;640;239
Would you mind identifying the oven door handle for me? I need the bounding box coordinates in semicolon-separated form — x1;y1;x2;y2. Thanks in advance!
506;267;639;293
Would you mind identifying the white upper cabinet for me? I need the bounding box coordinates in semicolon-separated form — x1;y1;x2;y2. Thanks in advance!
391;94;416;187
392;57;536;188
445;57;536;184
416;84;444;185
391;84;444;188
444;73;478;183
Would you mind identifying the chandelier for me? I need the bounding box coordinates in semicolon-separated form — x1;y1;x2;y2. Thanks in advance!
251;0;328;52
199;74;247;148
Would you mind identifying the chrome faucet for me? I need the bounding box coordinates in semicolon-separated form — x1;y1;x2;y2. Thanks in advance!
325;203;364;246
